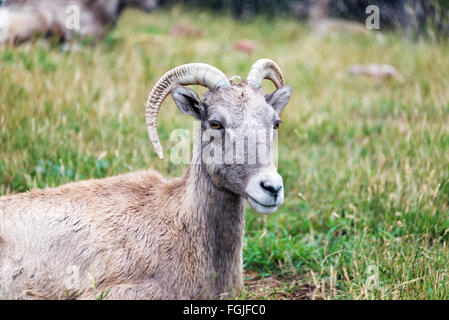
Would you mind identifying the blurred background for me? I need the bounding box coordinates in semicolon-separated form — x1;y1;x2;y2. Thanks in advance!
0;0;448;299
158;0;449;39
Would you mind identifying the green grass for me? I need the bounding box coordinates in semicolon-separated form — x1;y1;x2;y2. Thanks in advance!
1;7;449;299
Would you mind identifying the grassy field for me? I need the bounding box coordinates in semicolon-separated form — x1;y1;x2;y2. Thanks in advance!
1;7;449;299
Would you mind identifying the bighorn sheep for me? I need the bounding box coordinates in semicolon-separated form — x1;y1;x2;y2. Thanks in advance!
0;59;292;299
0;0;158;45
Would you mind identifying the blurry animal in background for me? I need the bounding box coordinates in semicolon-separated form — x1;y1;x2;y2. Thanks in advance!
349;63;404;81
0;0;158;45
170;22;204;37
233;39;257;55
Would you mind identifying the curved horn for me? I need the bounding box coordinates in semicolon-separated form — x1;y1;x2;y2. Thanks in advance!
146;63;230;159
247;59;285;90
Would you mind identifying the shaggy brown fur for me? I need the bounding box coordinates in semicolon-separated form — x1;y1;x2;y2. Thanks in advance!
0;165;244;299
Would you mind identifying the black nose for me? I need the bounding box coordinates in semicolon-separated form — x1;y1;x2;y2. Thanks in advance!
260;182;282;197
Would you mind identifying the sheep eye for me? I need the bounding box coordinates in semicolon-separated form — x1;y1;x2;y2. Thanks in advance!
209;120;222;130
274;120;282;130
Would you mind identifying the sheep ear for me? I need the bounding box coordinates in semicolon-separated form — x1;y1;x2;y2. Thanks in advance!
172;86;206;120
265;85;292;115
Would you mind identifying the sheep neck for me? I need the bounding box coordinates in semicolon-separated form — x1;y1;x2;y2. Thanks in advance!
183;128;245;293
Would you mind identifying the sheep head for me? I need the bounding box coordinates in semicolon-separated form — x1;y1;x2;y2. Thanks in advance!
145;59;292;214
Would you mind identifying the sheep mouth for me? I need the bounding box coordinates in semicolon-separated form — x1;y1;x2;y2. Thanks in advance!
248;197;277;208
247;196;279;214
